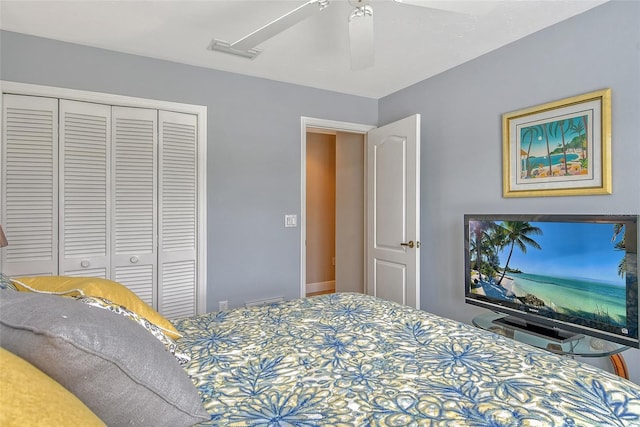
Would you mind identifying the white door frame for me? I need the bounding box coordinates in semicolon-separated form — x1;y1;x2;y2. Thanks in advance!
300;117;375;298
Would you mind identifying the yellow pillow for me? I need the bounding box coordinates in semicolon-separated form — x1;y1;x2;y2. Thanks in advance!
13;276;181;339
0;347;106;426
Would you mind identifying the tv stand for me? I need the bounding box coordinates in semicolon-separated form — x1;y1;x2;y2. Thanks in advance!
472;312;630;379
492;315;582;343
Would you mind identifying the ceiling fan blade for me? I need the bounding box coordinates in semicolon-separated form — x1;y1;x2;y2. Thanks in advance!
349;5;374;70
231;0;330;51
393;0;496;16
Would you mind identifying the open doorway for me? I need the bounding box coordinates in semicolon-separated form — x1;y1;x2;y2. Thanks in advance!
301;115;421;308
305;130;336;296
300;117;375;298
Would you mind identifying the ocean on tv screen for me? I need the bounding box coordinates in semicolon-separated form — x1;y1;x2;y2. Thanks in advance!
468;218;634;332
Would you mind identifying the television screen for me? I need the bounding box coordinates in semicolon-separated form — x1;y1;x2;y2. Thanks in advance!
464;214;639;348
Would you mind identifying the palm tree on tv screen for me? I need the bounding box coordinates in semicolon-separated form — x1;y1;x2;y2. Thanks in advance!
496;221;543;286
612;223;627;278
470;220;499;278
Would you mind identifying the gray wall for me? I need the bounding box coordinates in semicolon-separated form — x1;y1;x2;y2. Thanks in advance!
379;0;640;384
0;30;377;310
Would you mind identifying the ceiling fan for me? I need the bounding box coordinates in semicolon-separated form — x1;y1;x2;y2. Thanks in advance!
208;0;494;70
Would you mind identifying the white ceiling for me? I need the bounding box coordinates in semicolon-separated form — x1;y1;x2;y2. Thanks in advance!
0;0;607;98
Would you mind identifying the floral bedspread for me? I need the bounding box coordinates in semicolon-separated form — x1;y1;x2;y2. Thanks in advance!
173;293;640;426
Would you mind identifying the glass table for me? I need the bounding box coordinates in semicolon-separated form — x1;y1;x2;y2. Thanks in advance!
473;312;630;378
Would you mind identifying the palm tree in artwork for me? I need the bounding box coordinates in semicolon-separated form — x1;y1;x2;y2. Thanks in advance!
495;221;543;286
570;117;588;162
540;124;554;177
549;119;570;175
521;126;541;178
581;115;589;160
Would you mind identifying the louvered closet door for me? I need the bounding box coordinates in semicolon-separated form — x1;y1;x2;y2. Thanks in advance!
59;100;111;278
111;107;157;307
158;111;198;318
1;95;59;276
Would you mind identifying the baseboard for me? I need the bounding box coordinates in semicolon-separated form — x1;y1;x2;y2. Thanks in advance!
245;296;284;307
306;280;335;294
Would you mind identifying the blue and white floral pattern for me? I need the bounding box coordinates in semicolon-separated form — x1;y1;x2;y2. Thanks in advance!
173;293;640;426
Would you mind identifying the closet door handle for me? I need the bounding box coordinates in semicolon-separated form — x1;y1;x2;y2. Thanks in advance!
400;240;414;249
130;256;139;264
81;260;90;268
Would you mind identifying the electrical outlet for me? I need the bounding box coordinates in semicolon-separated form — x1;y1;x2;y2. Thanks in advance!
219;300;228;311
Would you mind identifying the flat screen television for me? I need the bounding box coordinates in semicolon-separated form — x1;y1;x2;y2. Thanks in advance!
464;214;639;348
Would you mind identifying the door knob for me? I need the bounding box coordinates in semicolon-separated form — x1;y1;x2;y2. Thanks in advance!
80;260;90;268
130;256;139;264
400;240;414;248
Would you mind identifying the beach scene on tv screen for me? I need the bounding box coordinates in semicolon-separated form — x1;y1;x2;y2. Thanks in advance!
469;220;630;329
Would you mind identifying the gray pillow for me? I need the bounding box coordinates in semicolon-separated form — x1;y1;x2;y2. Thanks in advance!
0;291;210;427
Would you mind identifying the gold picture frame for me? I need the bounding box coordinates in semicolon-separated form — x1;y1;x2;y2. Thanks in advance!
502;89;611;197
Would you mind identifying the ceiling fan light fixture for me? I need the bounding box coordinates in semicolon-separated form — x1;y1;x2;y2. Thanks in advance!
349;4;374;70
349;4;373;20
230;0;331;51
208;38;262;60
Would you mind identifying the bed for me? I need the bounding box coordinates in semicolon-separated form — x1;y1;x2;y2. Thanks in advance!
2;278;640;426
175;292;640;426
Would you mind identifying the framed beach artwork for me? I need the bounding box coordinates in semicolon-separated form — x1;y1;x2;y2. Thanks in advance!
502;89;611;197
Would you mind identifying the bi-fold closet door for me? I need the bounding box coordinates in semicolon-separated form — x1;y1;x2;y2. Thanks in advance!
1;94;198;318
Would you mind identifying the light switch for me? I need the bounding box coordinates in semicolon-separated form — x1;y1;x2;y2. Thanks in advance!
284;214;297;228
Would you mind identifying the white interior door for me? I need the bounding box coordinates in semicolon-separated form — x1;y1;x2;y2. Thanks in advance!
366;114;420;308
